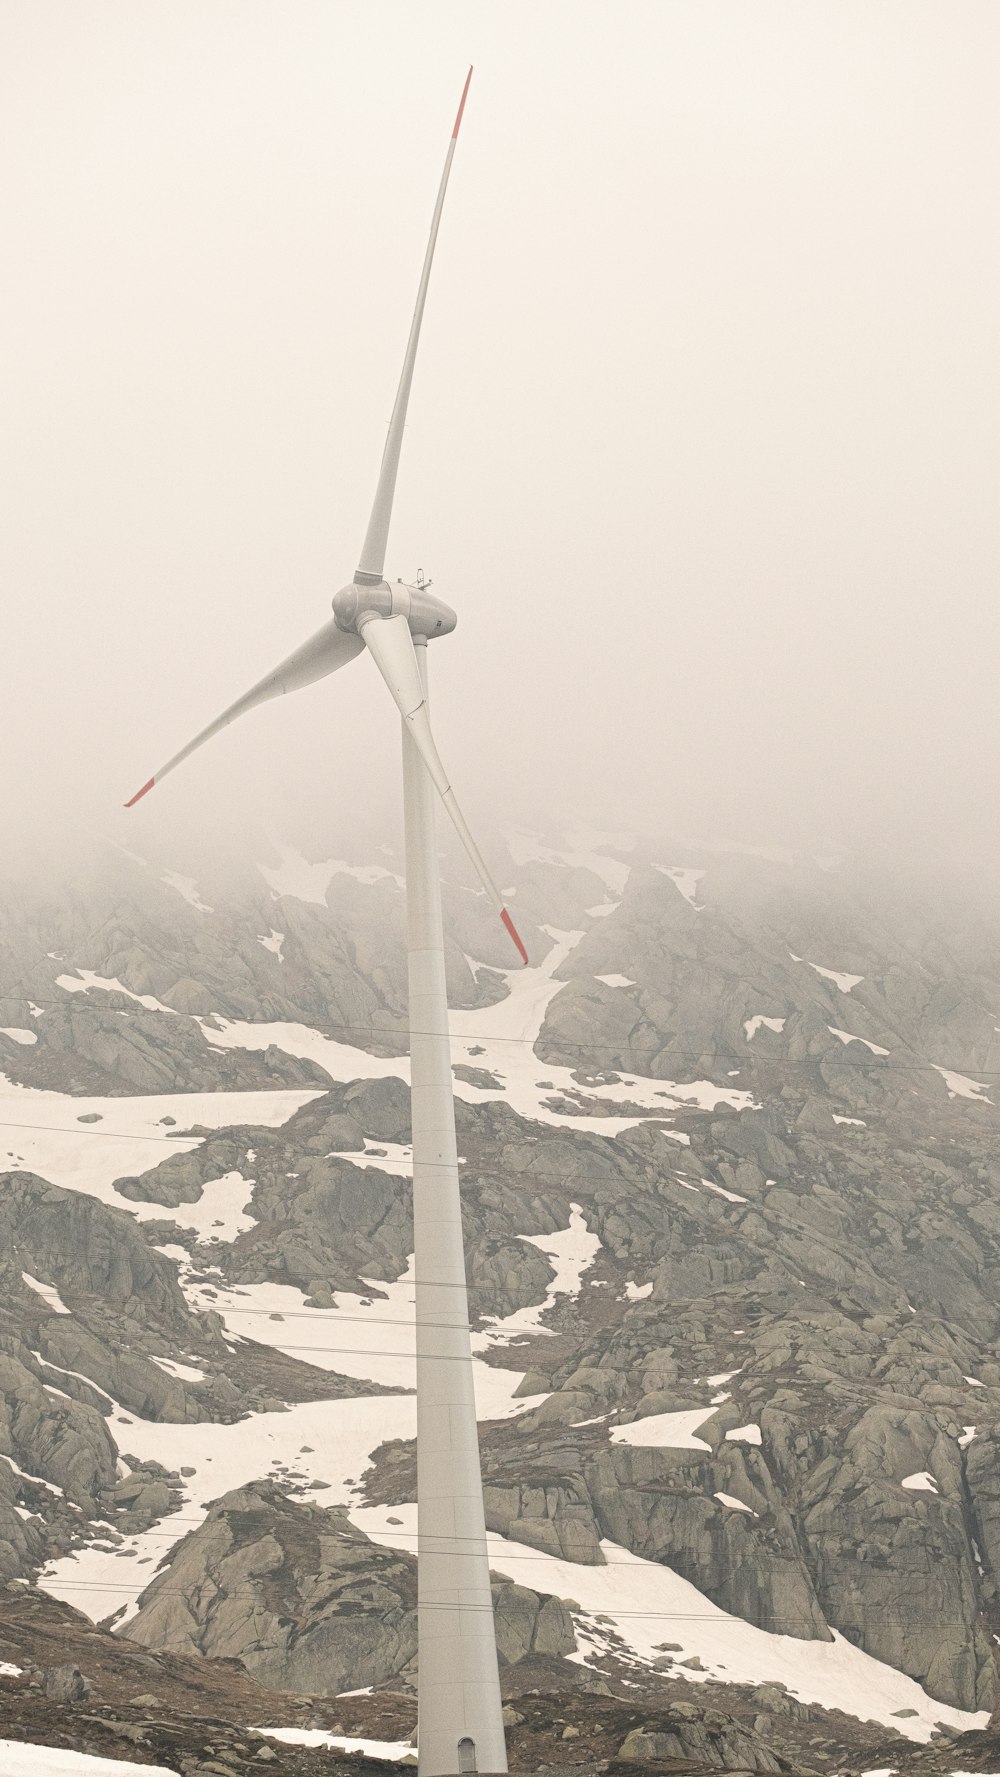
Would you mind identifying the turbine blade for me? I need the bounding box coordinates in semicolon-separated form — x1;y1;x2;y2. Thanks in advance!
361;614;529;966
354;67;473;585
124;618;364;805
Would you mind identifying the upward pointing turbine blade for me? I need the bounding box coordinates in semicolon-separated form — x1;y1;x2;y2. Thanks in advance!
354;67;473;586
360;612;529;966
124;618;364;805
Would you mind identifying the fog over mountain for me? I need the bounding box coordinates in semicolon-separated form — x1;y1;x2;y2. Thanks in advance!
3;0;1000;868
5;6;1000;1776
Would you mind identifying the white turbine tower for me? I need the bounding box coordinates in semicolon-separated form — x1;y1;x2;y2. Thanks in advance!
125;69;519;1777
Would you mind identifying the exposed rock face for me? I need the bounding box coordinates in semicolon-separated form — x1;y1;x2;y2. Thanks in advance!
8;832;1000;1723
123;1482;574;1694
0;1347;118;1516
618;1709;784;1771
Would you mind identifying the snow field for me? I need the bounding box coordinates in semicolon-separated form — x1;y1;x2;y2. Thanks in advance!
350;1504;987;1743
28;1168;992;1739
196;925;755;1136
0;1745;175;1777
0;1084;320;1229
38;1216;569;1622
17;882;985;1738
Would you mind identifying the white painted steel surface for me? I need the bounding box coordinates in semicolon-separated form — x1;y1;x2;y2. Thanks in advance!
355;70;470;584
125;618;363;802
404;642;507;1777
126;71;511;1767
361;614;509;918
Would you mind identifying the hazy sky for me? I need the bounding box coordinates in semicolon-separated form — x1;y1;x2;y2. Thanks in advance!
3;2;1000;867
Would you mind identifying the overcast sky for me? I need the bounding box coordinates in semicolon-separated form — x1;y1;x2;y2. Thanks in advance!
3;1;999;870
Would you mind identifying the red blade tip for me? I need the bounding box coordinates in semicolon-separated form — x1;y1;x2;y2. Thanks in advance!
452;66;473;138
501;907;529;967
124;777;155;808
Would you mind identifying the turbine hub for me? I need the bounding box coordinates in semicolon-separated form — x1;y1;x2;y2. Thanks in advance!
333;580;457;641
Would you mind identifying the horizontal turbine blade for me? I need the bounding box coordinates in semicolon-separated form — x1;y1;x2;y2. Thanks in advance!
125;618;364;805
360;613;529;966
355;67;472;585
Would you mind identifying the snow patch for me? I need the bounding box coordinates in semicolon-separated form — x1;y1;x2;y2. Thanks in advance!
833;1114;867;1126
149;1356;205;1382
653;864;705;907
161;872;213;913
258;1730;413;1760
257;929;285;960
806;961;864;992
933;1066;993;1105
703;1180;746;1203
715;1492;756;1515
475;1205;600;1342
56;972;176;1015
1;1028;37;1046
21;1274;70;1315
901;1472;938;1493
625;1280;653;1301
596;974;635;988
726;1424;762;1446
828;1028;889;1056
505;830;631;895
744;1015;785;1041
611;1408;715;1451
260;841;405;902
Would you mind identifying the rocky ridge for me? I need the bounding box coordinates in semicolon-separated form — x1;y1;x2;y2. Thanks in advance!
4;826;1000;1753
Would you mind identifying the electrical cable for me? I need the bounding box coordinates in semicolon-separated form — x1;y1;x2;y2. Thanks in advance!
0;992;995;1077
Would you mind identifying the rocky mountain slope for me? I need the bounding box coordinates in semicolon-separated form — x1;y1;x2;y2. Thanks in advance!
4;823;1000;1770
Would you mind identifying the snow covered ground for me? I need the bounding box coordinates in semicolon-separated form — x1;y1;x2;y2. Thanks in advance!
38;1216;565;1623
34;1190;994;1741
0;1745;175;1777
258;1727;413;1759
16;862;991;1740
260;840;403;902
611;1407;716;1451
474;1203;600;1343
196;925;755;1136
0;1083;320;1232
350;1504;987;1743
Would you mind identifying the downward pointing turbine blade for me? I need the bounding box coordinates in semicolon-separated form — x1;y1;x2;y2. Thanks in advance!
361;613;529;966
355;67;472;585
124;618;364;805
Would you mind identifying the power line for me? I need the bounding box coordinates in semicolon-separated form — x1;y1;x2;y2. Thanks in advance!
1;992;995;1079
29;1575;995;1634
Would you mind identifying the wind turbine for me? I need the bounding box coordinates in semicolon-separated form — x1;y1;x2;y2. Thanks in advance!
126;69;519;1777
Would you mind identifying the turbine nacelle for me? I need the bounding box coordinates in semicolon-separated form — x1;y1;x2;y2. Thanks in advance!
332;579;457;642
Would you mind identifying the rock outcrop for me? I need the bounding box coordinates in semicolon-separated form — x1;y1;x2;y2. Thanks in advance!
123;1481;574;1694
